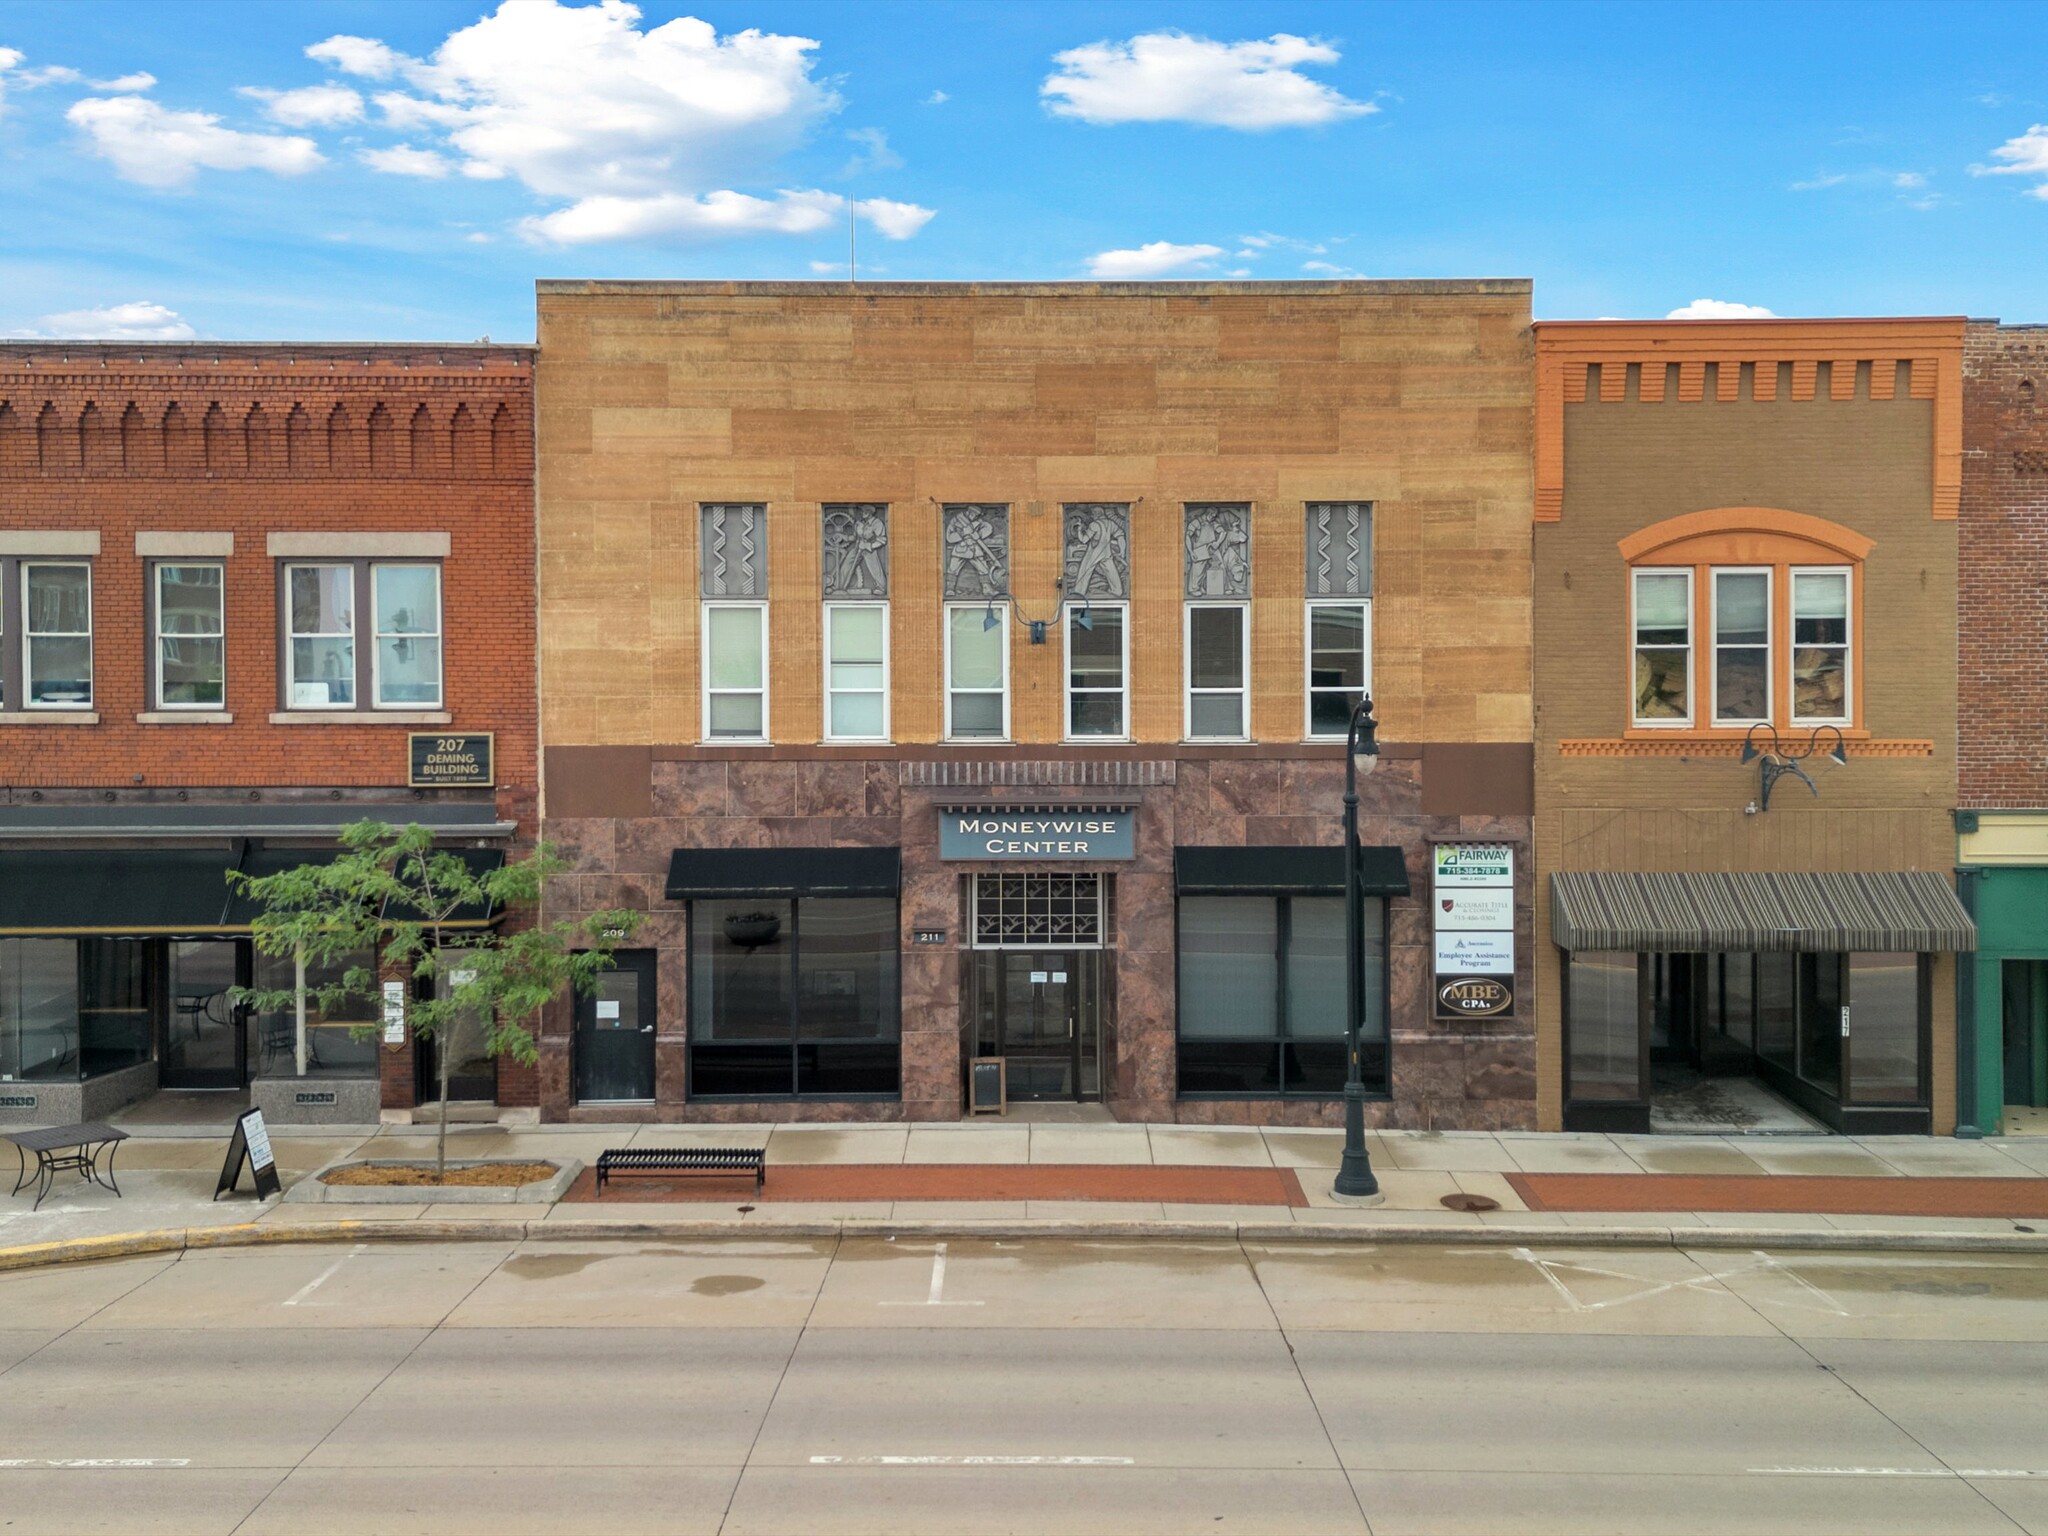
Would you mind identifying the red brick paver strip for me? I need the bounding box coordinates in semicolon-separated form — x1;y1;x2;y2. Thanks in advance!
564;1163;1309;1207
1507;1173;2048;1219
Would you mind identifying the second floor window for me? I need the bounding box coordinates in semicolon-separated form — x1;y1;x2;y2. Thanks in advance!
1632;560;1854;730
19;561;94;710
154;562;224;709
704;602;767;741
284;560;444;712
1067;604;1127;739
1186;603;1248;739
286;564;356;708
372;565;442;708
824;602;888;741
946;604;1007;739
1306;602;1369;738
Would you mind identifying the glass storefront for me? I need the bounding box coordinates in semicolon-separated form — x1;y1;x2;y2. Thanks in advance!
0;938;151;1085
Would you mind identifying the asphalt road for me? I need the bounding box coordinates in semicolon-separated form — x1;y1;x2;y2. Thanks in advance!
2;1236;2046;1535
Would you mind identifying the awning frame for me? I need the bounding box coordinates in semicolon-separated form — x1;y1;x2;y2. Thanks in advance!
1550;870;1977;954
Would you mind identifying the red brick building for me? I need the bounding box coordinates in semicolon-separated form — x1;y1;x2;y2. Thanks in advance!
1956;322;2048;1132
0;343;537;1126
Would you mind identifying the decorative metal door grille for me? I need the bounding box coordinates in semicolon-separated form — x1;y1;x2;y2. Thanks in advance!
972;873;1104;948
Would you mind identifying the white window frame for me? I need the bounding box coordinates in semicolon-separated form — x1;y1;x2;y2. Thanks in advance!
701;600;769;743
369;563;443;711
22;560;94;711
1790;564;1853;726
152;560;225;711
1185;601;1250;741
284;561;357;711
943;602;1010;742
1064;601;1129;742
822;601;890;743
1710;565;1772;726
1630;566;1694;729
1304;599;1373;741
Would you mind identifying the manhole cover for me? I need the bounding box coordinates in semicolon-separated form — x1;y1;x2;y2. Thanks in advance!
1440;1193;1501;1212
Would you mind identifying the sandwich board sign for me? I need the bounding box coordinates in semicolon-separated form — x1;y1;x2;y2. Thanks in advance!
214;1107;282;1200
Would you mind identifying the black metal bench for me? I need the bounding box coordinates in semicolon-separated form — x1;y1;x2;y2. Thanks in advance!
594;1146;765;1197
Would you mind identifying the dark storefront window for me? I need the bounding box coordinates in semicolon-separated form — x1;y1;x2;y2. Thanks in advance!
249;946;379;1079
0;938;149;1084
1848;953;1925;1103
689;896;899;1098
1177;894;1384;1097
1564;950;1643;1102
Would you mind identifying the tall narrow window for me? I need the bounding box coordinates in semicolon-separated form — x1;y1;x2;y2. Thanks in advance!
1792;568;1850;724
155;562;224;708
1712;568;1770;723
824;602;888;741
704;604;767;740
286;563;355;708
372;564;442;708
1631;568;1691;725
1306;603;1369;738
946;604;1008;739
24;562;93;708
1066;604;1127;738
1186;603;1248;739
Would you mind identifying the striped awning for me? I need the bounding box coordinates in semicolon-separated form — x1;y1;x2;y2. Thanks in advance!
1550;871;1976;953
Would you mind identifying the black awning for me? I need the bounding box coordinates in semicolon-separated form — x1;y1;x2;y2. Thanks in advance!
382;848;508;929
0;848;244;935
223;846;508;929
665;847;901;900
1174;845;1411;898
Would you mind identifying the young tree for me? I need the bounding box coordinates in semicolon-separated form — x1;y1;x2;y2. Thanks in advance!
230;820;640;1179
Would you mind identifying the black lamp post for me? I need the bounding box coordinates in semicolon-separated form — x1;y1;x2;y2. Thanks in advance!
1333;693;1383;1201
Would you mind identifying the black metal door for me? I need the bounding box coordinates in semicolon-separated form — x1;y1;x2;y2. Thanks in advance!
575;949;657;1103
159;940;247;1090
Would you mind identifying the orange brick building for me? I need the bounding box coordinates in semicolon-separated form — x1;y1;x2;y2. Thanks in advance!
0;343;537;1125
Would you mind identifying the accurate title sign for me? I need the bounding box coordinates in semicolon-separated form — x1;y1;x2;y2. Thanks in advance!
408;733;494;788
940;812;1135;861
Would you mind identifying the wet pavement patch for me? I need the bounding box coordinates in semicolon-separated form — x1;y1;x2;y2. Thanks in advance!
1510;1172;2048;1218
559;1163;1308;1206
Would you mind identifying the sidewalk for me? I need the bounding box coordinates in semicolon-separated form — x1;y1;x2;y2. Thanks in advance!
6;1120;2047;1255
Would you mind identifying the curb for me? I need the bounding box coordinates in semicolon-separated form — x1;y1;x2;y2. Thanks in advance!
5;1215;2047;1273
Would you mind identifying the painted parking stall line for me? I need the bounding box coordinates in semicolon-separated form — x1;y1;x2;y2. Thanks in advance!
881;1242;984;1307
1750;1467;2048;1479
0;1459;193;1469
809;1456;1136;1467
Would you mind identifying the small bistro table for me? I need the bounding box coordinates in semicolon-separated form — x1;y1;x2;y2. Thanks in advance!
4;1122;129;1211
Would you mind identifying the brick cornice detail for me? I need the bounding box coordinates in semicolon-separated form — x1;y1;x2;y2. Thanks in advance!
1533;317;1966;524
1558;738;1934;758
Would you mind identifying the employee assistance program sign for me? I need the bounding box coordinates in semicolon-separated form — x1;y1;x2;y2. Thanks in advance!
940;812;1135;861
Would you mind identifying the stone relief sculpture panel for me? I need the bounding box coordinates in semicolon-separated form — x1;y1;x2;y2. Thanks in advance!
942;504;1010;598
822;503;889;597
701;503;767;597
1306;501;1372;597
1184;503;1251;597
1062;503;1130;599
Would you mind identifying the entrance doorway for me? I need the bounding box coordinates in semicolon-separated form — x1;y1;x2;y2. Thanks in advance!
2004;960;2048;1115
972;950;1102;1101
160;940;247;1090
574;949;657;1103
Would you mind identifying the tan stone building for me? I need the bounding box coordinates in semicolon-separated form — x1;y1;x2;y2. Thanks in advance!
534;281;1535;1126
1533;318;1974;1136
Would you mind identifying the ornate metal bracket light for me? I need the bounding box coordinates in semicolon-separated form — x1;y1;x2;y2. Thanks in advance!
983;579;1093;645
1740;723;1848;811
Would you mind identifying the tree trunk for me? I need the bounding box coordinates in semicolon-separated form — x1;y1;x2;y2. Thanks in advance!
437;1017;451;1182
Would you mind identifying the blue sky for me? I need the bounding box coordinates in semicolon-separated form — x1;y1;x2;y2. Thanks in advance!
2;0;2045;342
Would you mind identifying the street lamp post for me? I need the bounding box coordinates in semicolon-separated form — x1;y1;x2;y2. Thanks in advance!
1333;694;1383;1201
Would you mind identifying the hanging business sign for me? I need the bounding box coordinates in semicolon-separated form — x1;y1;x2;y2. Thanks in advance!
940;812;1135;861
1432;843;1515;1019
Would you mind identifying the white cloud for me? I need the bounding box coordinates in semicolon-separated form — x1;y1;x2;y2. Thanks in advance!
1302;259;1365;278
1665;299;1777;320
0;48;20;70
1043;31;1372;129
16;300;196;339
97;72;156;93
856;196;933;239
924;89;948;105
360;143;452;177
1084;240;1225;278
294;1;933;245
67;94;323;187
810;259;841;273
1975;124;2048;198
1892;170;1926;189
238;82;363;126
1790;172;1849;191
842;126;901;175
305;34;407;80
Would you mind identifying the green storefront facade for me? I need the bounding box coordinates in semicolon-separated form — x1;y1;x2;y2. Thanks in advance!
1956;816;2048;1136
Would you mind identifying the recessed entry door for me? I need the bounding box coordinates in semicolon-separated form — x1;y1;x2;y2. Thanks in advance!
574;949;657;1103
161;940;247;1090
975;950;1101;1102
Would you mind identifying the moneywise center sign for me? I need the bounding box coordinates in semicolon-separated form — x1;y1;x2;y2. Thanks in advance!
940;812;1135;861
